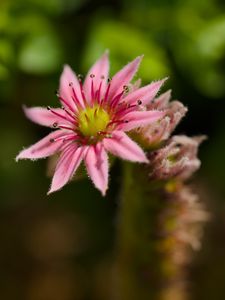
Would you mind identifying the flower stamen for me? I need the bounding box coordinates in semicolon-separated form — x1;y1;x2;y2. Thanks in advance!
47;106;75;125
79;80;87;106
57;124;75;131
58;95;74;112
69;82;83;109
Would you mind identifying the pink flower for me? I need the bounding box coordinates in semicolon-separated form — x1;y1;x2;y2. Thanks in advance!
16;52;165;195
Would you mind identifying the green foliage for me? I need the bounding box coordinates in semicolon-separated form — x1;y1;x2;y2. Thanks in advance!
18;33;62;74
83;20;170;81
173;13;225;97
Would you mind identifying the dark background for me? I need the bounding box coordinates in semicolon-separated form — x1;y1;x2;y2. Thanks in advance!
0;0;225;299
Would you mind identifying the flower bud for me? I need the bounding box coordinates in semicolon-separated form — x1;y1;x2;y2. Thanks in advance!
135;90;188;148
149;135;206;180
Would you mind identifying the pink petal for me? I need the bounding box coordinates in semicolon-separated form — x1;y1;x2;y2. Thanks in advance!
148;89;172;109
83;51;109;104
131;78;142;92
48;145;85;194
16;130;67;161
23;106;73;127
122;79;167;106
103;131;148;163
85;144;108;196
108;56;143;101
121;110;165;132
59;65;84;111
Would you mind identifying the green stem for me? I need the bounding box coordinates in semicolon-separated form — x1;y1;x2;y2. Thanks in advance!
115;162;189;300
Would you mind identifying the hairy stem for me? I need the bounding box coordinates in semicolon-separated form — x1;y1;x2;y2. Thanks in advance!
114;162;207;300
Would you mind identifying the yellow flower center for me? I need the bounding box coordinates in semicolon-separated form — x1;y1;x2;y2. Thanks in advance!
78;105;110;137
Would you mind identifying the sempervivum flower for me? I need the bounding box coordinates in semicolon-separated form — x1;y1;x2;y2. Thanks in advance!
16;52;166;195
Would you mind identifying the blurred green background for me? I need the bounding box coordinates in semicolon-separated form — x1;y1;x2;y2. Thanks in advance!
0;0;225;299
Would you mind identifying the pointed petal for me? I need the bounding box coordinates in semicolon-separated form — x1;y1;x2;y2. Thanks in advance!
48;145;85;194
121;110;165;132
59;65;84;111
83;51;109;103
103;131;148;163
85;144;108;196
131;78;142;92
149;89;172;109
16;130;67;161
123;79;167;106
108;56;143;101
23;106;73;127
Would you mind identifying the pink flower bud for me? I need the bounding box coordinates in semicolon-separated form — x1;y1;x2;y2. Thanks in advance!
149;135;206;180
136;90;188;147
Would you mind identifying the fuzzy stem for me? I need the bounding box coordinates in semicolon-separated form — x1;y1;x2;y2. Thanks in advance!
114;162;206;300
